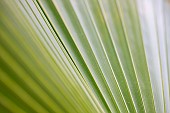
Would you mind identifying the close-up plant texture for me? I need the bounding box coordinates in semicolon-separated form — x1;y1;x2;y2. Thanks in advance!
0;0;170;113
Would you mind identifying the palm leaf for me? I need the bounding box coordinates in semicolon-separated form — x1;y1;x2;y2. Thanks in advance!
0;0;170;113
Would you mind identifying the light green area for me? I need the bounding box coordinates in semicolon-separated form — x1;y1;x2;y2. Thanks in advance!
0;0;169;113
